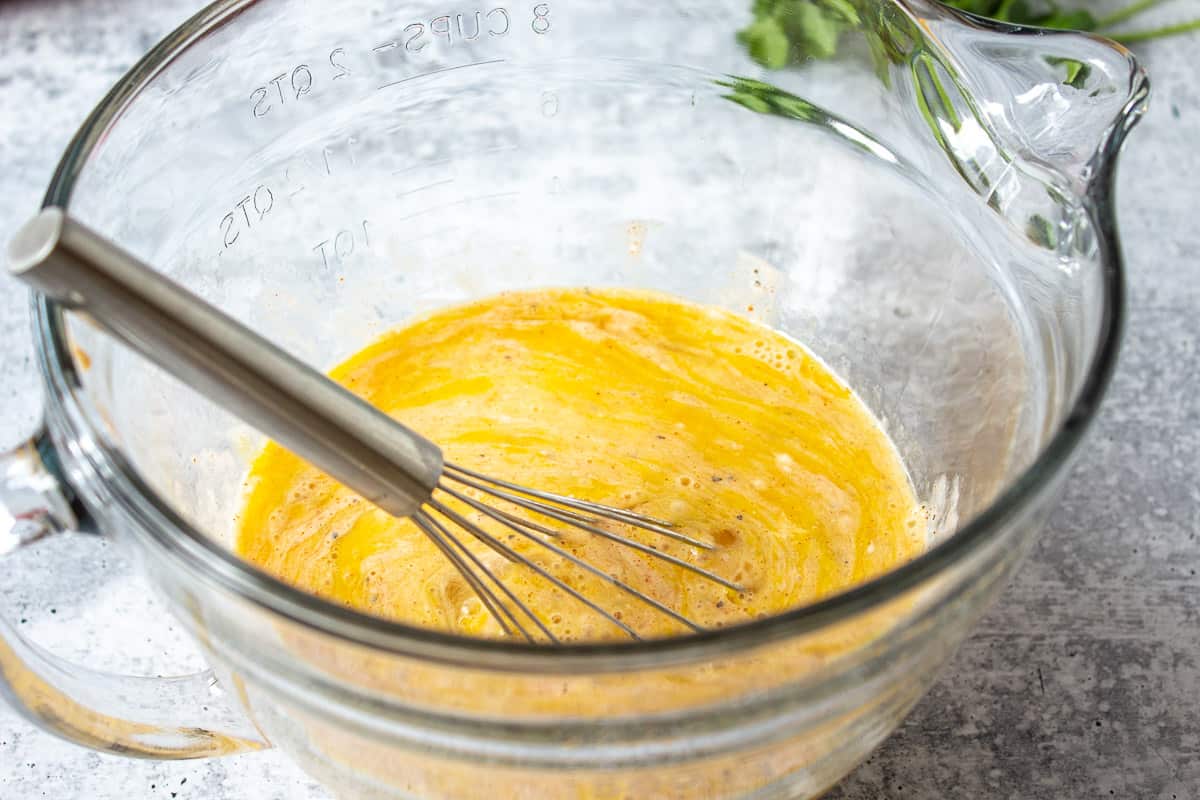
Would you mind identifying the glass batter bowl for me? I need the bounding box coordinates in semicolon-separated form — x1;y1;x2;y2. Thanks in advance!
0;0;1146;797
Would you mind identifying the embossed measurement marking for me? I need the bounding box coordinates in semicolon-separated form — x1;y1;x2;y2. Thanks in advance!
219;185;275;249
313;220;371;270
224;0;559;258
377;58;506;91
373;8;513;53
479;143;520;156
396;178;455;198
389;144;519;179
247;4;552;120
394;191;521;223
392;158;453;177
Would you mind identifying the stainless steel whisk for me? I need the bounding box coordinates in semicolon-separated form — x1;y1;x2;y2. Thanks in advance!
8;209;740;643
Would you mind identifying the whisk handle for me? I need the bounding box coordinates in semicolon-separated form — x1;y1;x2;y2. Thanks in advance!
8;208;443;518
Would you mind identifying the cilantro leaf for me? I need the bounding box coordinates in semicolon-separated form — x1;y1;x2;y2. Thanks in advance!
739;0;1199;71
737;16;793;69
783;2;845;59
738;0;859;67
1045;55;1092;89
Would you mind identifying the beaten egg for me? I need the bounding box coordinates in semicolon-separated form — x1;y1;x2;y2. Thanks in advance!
236;288;924;642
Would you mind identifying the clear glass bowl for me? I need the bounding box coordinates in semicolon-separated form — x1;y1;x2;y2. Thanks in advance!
0;0;1147;797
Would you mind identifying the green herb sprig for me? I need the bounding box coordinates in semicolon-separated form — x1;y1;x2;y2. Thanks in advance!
739;0;1200;69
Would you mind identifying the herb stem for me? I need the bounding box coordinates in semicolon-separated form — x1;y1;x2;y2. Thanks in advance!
1114;17;1200;42
1097;0;1166;30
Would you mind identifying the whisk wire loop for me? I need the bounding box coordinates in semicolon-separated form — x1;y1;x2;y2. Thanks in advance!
415;511;557;643
428;474;747;639
426;495;643;639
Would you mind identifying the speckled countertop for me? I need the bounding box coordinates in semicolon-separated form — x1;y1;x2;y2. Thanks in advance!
0;1;1197;798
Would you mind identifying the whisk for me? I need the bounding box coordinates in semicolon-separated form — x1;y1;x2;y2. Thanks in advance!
8;209;741;644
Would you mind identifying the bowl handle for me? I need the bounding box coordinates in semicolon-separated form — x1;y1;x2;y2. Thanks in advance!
896;0;1149;187
0;422;268;759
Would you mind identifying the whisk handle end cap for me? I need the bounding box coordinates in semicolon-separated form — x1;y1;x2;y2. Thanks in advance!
8;208;69;288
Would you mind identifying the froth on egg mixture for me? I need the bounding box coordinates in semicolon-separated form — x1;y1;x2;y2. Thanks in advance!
235;288;926;643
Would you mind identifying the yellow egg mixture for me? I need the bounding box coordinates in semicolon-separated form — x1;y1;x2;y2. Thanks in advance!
236;288;924;641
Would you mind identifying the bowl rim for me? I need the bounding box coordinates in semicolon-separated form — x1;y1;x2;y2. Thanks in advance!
31;0;1148;672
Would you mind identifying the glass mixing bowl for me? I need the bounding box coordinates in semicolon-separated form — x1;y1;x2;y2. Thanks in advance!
0;0;1146;797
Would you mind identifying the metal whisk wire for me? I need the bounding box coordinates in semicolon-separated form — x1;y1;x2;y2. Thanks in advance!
413;464;744;642
8;209;742;645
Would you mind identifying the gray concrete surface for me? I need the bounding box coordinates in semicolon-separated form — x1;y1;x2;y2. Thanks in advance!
0;0;1196;797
